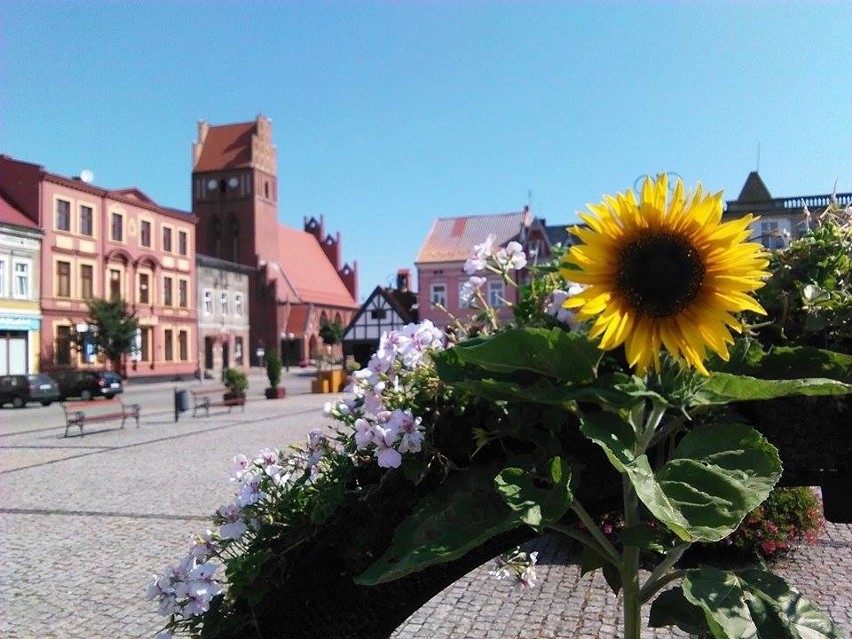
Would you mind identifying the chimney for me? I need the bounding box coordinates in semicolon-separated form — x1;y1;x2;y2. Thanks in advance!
396;269;410;292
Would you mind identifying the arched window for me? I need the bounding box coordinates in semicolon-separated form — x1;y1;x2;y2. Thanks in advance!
228;213;239;262
209;215;221;257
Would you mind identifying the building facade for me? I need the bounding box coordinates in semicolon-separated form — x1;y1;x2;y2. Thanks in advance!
190;116;359;365
196;253;253;378
342;269;418;367
725;172;852;249
0;155;198;380
0;192;43;374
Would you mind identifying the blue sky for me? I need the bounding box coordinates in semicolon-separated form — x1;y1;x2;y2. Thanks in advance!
2;2;850;300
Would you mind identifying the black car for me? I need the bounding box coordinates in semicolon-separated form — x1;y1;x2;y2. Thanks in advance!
0;373;61;408
53;370;124;401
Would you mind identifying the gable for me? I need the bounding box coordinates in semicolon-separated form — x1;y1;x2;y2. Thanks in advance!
344;287;416;341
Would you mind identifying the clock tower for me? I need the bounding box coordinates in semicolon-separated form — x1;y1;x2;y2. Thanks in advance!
191;115;279;267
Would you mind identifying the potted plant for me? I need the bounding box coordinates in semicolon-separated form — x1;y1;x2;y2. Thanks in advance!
264;349;286;399
222;368;248;401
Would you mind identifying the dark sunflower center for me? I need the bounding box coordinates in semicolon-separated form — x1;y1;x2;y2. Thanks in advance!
615;232;706;318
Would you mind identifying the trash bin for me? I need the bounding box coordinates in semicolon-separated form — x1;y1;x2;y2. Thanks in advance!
174;388;190;422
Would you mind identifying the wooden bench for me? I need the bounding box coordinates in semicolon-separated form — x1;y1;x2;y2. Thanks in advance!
62;398;141;437
189;387;246;417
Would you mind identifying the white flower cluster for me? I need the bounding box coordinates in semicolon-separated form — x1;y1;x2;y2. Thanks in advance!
147;439;334;632
489;547;539;590
145;538;223;622
464;234;528;276
325;320;445;469
544;282;585;330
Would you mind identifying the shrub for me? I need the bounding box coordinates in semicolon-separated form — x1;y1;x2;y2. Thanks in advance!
223;368;248;396
266;349;282;388
725;486;825;559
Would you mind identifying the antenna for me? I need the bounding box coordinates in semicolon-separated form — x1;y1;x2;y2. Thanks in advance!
80;169;94;183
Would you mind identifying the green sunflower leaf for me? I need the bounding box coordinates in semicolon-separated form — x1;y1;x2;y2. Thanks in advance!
680;565;843;639
494;457;574;532
355;465;519;586
580;420;781;542
698;372;852;405
433;327;603;384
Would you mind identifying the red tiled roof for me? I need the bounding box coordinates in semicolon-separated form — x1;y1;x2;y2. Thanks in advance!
415;210;529;263
274;226;358;309
0;190;38;229
194;122;256;172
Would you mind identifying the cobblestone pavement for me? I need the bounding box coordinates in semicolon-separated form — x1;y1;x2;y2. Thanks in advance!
1;370;850;638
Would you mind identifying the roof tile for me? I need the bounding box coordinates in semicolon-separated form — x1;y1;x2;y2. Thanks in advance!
415;210;529;263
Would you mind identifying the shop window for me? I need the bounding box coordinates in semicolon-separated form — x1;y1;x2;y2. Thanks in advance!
56;326;72;365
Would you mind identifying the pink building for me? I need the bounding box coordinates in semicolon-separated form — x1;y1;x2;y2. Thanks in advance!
415;207;563;330
0;155;198;380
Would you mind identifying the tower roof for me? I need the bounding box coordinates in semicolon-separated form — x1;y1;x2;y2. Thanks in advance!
736;171;773;202
193;122;256;172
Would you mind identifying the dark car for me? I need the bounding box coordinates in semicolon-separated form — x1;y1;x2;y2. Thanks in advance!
0;373;61;408
53;370;124;401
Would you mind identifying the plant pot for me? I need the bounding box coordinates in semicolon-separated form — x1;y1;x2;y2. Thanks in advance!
265;387;286;399
319;369;346;392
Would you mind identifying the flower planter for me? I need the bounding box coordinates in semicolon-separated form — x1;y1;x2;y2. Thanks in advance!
315;369;346;393
264;387;286;399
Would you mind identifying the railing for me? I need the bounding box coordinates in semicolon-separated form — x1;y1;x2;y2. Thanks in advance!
727;192;852;214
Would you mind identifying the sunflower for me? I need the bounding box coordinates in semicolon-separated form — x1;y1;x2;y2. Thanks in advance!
560;174;770;375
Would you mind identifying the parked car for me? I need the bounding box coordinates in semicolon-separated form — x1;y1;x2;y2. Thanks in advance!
0;373;61;408
52;370;124;401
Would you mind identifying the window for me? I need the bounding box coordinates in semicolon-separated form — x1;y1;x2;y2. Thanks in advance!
163;227;173;252
80;264;94;299
163;276;173;306
220;292;229;315
178;231;187;256
370;308;387;320
164;329;173;361
178;330;188;361
139;327;151;361
488;280;504;308
140;220;151;247
430;283;446;307
13;261;30;298
203;289;213;315
0;259;6;296
56;199;71;231
57;261;71;298
109;269;121;301
235;336;244;365
111;212;123;241
178;279;188;308
79;205;93;236
760;221;785;250
234;293;243;317
139;273;150;305
56;326;72;365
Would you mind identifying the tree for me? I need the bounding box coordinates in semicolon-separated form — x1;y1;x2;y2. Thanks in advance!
318;320;343;346
81;298;139;366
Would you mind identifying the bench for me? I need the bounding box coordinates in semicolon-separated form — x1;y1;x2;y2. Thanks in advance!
189;387;246;417
62;398;141;437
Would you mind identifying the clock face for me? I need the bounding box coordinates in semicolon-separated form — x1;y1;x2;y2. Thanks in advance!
228;176;240;189
207;179;218;190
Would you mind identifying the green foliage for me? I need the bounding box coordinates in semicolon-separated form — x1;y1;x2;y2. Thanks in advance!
82;298;139;362
266;348;282;387
223;368;248;395
319;320;344;346
665;565;842;638
726;487;825;559
757;208;852;354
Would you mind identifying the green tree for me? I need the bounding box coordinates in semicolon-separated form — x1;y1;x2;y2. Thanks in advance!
82;298;140;364
266;348;282;388
319;320;343;346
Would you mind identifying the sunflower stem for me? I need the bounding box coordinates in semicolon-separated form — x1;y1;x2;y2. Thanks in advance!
621;475;643;639
569;500;622;566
